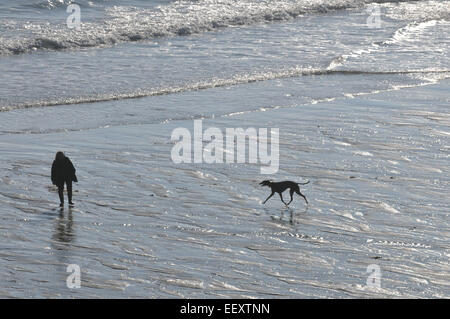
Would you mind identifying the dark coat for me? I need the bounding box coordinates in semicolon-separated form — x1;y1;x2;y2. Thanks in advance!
51;156;78;186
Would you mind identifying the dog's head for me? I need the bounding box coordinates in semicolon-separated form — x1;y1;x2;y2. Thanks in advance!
259;180;272;187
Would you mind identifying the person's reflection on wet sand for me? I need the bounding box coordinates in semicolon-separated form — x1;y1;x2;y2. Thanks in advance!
50;208;78;294
53;208;75;244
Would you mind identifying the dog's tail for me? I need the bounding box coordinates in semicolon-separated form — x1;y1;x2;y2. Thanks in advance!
297;180;310;185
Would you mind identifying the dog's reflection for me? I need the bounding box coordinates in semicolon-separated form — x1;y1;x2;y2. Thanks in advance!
270;206;309;225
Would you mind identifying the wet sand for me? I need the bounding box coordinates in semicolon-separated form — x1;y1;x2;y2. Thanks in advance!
0;78;448;298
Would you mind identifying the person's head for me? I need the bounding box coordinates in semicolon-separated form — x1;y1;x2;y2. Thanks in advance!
55;151;65;161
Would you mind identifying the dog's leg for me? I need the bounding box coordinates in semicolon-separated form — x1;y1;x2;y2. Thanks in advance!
296;190;308;204
263;191;274;204
278;192;288;206
287;189;294;205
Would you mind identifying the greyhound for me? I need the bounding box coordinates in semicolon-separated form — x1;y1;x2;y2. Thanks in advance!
259;180;309;206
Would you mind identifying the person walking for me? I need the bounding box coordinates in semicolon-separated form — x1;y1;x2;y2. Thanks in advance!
51;151;78;207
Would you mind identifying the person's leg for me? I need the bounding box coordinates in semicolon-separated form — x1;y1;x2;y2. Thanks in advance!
58;184;64;207
67;180;73;205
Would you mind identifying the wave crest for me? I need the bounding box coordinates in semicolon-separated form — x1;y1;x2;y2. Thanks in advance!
0;0;415;55
2;66;448;111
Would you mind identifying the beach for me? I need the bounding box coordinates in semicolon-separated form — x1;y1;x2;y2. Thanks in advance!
0;0;449;298
1;79;449;298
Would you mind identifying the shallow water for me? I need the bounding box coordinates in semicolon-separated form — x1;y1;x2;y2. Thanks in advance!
0;0;449;298
1;80;449;298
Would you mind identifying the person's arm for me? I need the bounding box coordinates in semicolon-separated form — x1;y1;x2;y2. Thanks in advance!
51;161;56;185
67;158;78;182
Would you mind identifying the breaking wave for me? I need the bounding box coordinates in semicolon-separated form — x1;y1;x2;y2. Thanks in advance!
1;66;448;111
0;0;425;55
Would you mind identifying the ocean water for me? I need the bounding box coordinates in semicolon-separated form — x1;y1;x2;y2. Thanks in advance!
0;0;449;298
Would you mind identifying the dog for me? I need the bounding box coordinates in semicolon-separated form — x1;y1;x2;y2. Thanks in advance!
259;180;309;206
